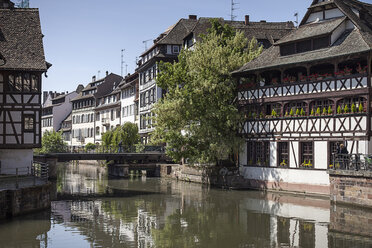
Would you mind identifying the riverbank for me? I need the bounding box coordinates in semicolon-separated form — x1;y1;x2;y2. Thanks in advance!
0;178;51;219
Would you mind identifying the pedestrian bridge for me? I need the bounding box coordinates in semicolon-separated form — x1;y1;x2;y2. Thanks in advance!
34;152;169;163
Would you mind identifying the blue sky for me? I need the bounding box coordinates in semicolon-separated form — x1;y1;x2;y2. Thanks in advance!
31;0;371;92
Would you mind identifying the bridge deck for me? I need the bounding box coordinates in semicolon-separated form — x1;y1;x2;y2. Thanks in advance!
34;152;170;163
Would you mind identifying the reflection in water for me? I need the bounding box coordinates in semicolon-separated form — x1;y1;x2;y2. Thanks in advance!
1;162;372;248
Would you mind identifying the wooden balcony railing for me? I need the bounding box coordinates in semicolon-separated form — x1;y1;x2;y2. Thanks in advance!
238;74;368;101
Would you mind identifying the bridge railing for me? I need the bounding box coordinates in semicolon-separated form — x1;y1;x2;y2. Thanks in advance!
72;145;165;154
330;153;372;171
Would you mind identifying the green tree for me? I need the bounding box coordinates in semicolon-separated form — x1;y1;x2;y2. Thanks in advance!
85;142;96;152
152;19;263;164
40;130;68;154
102;123;140;152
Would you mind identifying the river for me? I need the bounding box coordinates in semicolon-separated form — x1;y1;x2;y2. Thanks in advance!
0;162;372;248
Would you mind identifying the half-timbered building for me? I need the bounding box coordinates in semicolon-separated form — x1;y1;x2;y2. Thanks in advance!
233;0;372;195
0;1;49;174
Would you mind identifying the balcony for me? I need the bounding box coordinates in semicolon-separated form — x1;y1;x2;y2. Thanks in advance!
241;114;367;138
238;74;368;102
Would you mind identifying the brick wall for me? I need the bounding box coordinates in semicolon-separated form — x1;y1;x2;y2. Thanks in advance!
329;170;372;207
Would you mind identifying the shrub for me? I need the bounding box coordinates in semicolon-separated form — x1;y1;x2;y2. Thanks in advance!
337;106;342;114
359;102;364;112
289;109;294;116
310;108;315;116
300;108;305;116
344;104;349;113
322;107;327;115
295;108;300;116
328;106;333;115
316;107;321;115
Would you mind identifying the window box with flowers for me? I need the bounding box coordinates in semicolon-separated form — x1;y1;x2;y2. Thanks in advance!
271;77;279;85
299;75;307;82
356;63;368;74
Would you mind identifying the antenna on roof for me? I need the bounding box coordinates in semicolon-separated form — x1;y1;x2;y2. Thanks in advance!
121;49;125;77
143;39;152;50
294;12;299;27
231;0;239;21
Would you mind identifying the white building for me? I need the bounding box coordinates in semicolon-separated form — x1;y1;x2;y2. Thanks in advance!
41;90;79;134
0;1;49;174
70;73;122;149
233;0;372;195
137;16;198;144
120;73;138;126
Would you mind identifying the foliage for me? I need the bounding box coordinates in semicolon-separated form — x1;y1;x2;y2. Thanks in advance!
337;105;342;114
289;109;294;116
328;106;333;115
322;107;327;115
359;102;364;112
295;108;300;116
152;19;263;164
85;142;96;152
316;107;321;115
300;108;305;116
310;108;314;116
351;103;357;113
40;130;68;154
344;104;349;113
271;109;277;117
102;122;140;151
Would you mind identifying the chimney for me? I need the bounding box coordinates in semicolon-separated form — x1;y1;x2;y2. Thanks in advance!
245;15;250;25
189;15;197;20
106;71;109;76
92;76;96;82
260;20;267;23
43;91;48;104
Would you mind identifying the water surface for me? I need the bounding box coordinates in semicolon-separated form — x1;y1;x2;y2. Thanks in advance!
1;163;372;248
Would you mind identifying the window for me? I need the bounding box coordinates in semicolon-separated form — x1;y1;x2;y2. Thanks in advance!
313;36;329;50
280;43;295;56
328;141;341;168
247;141;270;166
300;142;314;168
278;142;289;167
297;40;311;53
173;45;180;54
24;114;35;132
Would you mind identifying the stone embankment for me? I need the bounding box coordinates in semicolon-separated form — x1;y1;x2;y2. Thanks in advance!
0;179;51;219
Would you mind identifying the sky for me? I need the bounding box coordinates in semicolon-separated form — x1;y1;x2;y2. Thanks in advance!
29;0;372;93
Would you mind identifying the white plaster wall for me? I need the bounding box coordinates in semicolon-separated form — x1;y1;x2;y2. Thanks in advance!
306;12;323;23
239;196;329;223
53;92;77;131
121;95;136;124
0;149;33;175
270;142;277;167
314;141;328;169
239;143;247;167
331;20;345;45
240;166;330;186
289;141;299;168
325;8;344;19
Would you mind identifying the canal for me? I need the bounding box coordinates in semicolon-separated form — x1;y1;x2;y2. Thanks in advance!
1;163;372;248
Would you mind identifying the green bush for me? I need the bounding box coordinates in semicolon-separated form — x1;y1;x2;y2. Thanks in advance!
322;107;327;115
344;104;349;113
40;130;68;154
337;105;342;114
351;103;357;113
85;142;96;152
328;106;333;115
316;107;321;115
359;102;364;112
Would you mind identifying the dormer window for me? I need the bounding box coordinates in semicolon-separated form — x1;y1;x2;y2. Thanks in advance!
173;45;180;54
280;35;330;56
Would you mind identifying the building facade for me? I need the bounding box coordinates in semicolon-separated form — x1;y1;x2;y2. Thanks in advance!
120;73;138;126
41;90;79;134
70;73;122;148
0;0;49;174
233;0;372;195
137;16;198;144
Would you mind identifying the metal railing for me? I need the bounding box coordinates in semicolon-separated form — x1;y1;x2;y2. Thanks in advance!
0;161;48;189
330;153;372;171
71;145;165;154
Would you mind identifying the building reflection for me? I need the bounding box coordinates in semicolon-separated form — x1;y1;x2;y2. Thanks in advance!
47;163;372;248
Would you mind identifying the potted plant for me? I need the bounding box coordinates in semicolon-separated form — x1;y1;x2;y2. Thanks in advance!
356;63;367;74
271;77;278;85
316;107;321;116
289;76;296;83
344;66;352;76
280;159;287;167
299;75;307;82
337;105;342;115
289;109;294;117
300;108;306;116
344;104;349;113
271;109;277;118
283;77;289;83
322;107;327;115
351;103;357;113
335;70;345;78
358;102;364;112
328;106;333;115
310;108;315;116
295;108;300;116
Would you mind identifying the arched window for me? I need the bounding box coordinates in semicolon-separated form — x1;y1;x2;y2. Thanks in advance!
309;99;334;114
284;102;307;116
81;114;85;123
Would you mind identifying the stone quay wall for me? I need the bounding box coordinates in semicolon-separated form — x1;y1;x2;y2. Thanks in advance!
329;170;372;207
0;184;51;219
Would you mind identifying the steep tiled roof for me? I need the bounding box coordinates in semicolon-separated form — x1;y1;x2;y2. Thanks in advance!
234;29;370;74
276;17;346;45
234;0;372;75
188;18;294;44
157;18;198;45
0;8;47;71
